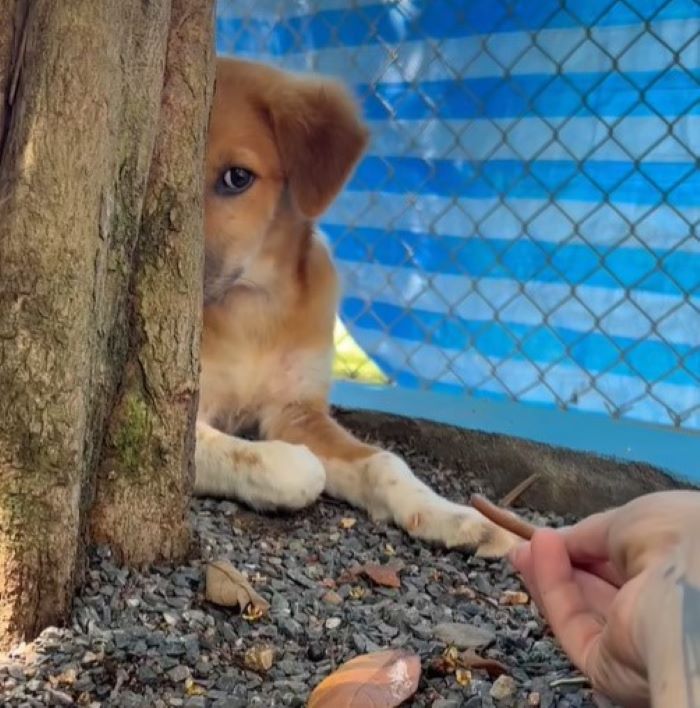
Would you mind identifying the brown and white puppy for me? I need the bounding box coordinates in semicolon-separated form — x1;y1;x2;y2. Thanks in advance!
194;58;516;557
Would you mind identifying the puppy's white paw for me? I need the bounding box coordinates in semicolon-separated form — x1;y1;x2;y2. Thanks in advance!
194;424;325;511
363;451;518;558
431;507;519;558
255;440;326;511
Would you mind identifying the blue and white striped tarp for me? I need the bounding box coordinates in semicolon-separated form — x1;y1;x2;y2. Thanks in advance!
216;0;700;435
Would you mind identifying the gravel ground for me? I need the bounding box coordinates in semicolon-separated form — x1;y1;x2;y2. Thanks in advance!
0;443;612;708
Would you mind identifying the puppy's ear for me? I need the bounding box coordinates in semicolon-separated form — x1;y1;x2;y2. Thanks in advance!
267;76;368;219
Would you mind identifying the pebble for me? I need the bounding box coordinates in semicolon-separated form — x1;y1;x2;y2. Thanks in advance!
167;664;191;682
433;621;496;649
490;674;518;700
0;442;593;707
321;590;343;605
47;689;74;706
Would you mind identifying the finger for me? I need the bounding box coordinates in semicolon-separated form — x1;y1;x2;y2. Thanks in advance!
575;559;624;588
560;513;626;587
509;517;624;588
559;510;616;562
531;529;605;671
572;568;618;619
508;542;551;614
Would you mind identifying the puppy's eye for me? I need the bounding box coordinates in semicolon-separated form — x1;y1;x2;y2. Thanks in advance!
219;167;255;195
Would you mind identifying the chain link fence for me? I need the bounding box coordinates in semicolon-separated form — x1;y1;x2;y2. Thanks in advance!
216;0;700;433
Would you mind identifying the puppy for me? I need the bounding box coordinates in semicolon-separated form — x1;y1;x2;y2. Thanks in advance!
194;58;517;557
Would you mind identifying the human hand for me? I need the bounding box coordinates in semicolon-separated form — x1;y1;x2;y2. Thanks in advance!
508;491;700;708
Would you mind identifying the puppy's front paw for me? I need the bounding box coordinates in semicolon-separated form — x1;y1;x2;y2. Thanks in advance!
256;441;326;511
402;501;519;558
440;508;520;557
194;424;325;511
364;451;519;557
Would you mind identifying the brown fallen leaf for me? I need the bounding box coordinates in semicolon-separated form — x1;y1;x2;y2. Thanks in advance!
205;560;270;615
242;604;266;622
349;585;368;601
452;584;477;600
49;667;77;687
499;590;530;606
362;563;401;589
308;649;420;708
458;650;509;678
428;647;508;680
185;678;206;696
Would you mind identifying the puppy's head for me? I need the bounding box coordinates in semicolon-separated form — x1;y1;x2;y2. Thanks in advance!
204;58;368;303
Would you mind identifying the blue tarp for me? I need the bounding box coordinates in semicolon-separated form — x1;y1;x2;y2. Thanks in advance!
216;0;700;432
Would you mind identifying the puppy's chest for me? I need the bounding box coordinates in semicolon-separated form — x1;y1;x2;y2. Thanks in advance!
200;343;332;424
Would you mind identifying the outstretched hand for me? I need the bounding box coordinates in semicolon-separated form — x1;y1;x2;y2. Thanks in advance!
509;491;700;708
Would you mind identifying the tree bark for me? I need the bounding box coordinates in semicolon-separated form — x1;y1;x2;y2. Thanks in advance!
0;0;213;649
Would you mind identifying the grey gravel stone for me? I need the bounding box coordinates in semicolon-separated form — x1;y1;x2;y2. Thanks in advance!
0;442;597;707
167;664;190;683
433;621;496;649
490;674;518;701
46;689;74;706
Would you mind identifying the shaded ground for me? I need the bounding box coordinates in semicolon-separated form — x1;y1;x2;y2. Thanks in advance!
0;442;611;707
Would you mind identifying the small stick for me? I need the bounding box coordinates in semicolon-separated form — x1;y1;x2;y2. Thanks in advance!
549;675;590;688
470;493;538;540
499;472;540;508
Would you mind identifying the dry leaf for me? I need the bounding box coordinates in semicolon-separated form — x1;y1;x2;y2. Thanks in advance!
455;668;472;687
244;644;275;672
205;560;270;615
426;655;455;677
428;647;508;680
349;585;367;600
308;649;420;708
49;668;77;687
499;590;529;606
339;517;357;529
242;604;266;622
458;650;509;678
452;584;477;600
185;678;206;696
362;563;401;589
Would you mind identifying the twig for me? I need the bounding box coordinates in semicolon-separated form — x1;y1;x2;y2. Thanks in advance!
549;675;591;688
470;494;538;540
499;472;540;507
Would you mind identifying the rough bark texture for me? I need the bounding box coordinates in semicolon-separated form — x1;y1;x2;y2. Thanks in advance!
89;0;213;566
0;0;213;649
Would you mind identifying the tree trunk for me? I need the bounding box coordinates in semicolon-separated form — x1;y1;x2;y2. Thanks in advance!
0;0;213;650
